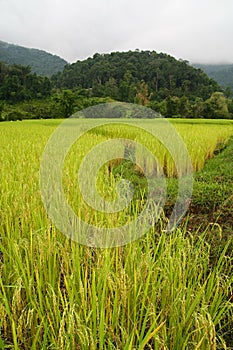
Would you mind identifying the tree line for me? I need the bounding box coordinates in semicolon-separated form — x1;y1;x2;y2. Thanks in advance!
0;50;233;121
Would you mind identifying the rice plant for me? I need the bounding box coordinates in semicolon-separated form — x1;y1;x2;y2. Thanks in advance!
0;118;233;349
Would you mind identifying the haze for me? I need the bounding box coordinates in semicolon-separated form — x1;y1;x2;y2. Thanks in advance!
0;0;232;64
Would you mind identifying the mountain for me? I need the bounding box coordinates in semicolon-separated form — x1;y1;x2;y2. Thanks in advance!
52;50;221;101
0;40;68;76
193;63;233;90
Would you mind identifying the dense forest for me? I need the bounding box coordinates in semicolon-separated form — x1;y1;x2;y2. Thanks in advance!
194;63;233;91
0;62;52;101
1;50;233;121
52;51;219;100
0;61;112;121
0;40;67;76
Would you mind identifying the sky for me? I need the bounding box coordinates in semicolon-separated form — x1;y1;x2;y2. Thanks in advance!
0;0;233;64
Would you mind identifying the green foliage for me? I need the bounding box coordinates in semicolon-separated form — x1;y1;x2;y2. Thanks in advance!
1;49;233;120
0;40;67;76
203;92;229;119
0;93;115;121
53;89;76;117
103;77;120;100
2;99;61;121
52;50;220;102
194;63;233;91
119;71;136;102
0;62;52;103
0;101;4;121
49;50;233;119
227;98;233;115
165;95;180;117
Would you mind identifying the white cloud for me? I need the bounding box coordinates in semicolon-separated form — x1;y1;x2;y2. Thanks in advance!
0;0;232;63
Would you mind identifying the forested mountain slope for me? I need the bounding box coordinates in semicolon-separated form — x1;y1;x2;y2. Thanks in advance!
2;50;232;121
52;50;220;101
0;40;67;76
193;63;233;91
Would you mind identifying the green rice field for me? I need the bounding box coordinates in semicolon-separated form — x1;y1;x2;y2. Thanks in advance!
0;118;233;349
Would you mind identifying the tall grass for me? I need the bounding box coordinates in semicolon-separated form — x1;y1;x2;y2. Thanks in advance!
90;119;233;175
0;223;232;349
0;119;233;349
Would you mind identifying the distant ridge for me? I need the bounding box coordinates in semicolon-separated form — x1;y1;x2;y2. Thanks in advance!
193;63;233;90
0;40;68;76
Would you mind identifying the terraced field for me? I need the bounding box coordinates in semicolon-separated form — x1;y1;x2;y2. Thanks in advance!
0;118;233;349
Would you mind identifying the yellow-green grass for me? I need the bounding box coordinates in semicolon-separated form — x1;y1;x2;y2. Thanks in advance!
1;118;232;229
0;118;233;349
88;119;233;175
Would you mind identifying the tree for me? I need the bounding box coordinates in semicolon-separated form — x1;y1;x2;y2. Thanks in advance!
224;87;232;98
53;50;221;104
0;63;52;103
0;101;4;121
135;80;152;106
104;77;120;100
179;96;190;117
191;98;204;118
203;92;229;119
119;71;136;102
165;96;180;117
55;90;76;118
227;98;233;118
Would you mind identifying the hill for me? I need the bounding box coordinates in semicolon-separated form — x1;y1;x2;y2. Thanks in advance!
0;40;67;76
52;50;221;102
193;63;233;91
2;50;232;121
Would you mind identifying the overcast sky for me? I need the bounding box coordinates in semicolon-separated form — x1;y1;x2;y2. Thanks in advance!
0;0;232;64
